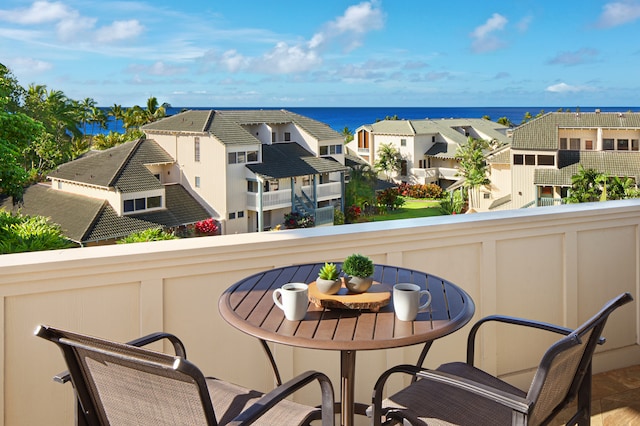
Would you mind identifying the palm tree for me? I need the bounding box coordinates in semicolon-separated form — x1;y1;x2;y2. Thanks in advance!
566;166;603;203
374;143;402;181
497;116;514;127
455;137;491;209
108;104;125;130
341;126;353;143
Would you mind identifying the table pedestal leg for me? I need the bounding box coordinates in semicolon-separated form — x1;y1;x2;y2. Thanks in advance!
340;350;356;426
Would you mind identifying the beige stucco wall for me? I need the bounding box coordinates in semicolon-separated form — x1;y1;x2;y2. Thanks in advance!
1;200;639;426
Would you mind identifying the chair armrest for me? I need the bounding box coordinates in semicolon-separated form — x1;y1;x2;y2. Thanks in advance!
415;369;530;412
228;370;335;426
54;332;187;384
370;364;423;426
466;315;605;365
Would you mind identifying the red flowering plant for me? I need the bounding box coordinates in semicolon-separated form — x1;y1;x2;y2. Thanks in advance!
195;218;219;236
345;204;362;223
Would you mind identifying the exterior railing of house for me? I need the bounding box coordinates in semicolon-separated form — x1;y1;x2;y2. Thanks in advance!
2;200;639;426
411;167;458;184
246;188;292;210
302;181;342;201
313;205;335;226
538;197;566;207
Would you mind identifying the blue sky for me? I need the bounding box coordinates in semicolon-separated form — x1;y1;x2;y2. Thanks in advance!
2;0;640;108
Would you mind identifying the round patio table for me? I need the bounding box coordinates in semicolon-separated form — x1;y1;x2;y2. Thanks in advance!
218;263;475;426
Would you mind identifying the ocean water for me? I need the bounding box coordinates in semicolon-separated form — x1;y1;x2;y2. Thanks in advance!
102;106;640;134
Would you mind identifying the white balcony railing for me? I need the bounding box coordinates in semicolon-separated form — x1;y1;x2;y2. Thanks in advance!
246;188;292;210
2;200;639;426
301;181;342;201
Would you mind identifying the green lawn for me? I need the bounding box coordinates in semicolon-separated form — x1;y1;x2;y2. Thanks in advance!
367;199;444;222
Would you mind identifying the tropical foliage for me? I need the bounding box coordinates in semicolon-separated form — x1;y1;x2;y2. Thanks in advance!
455;137;491;209
284;211;315;228
116;228;178;244
345;163;377;209
374;143;402;181
397;183;443;199
566;166;639;203
0;210;75;254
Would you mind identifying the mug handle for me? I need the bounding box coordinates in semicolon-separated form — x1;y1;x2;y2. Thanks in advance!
418;290;432;311
273;289;284;310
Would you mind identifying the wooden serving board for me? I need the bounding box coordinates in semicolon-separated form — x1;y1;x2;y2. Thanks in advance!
308;281;391;312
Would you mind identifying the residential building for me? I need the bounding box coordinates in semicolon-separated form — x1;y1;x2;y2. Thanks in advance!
479;111;640;211
348;118;510;188
0;138;211;245
141;109;348;234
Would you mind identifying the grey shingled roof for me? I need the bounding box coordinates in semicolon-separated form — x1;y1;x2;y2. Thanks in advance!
143;109;342;145
534;151;640;186
513;112;640;151
48;139;174;193
425;142;458;159
246;142;348;179
1;182;211;244
130;184;210;227
486;145;511;164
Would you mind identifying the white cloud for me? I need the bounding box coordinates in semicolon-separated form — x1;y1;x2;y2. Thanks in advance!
56;14;96;42
596;1;640;28
0;1;71;24
253;42;322;74
126;61;187;76
7;57;53;74
545;82;591;93
95;20;144;43
470;13;508;53
547;48;599;66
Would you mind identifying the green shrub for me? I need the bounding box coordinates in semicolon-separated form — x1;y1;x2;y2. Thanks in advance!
117;228;178;244
0;210;75;254
342;253;374;277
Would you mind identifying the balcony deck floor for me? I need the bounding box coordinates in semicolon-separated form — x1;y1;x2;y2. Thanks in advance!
551;364;640;425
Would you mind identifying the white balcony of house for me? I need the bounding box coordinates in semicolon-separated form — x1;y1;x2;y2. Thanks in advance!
3;200;639;426
246;188;292;211
302;181;342;201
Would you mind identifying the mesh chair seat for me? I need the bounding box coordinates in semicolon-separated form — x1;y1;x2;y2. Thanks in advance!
382;362;527;426
205;378;319;425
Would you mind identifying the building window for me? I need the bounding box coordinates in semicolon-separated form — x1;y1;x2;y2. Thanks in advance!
400;138;407;147
618;139;629;151
247;151;258;162
632;140;639;151
229;212;236;220
432;136;436;143
247;181;258;192
228;152;237;164
540;186;553;197
237;152;246;163
585;140;593;150
320;144;343;155
194;137;200;162
513;154;524;165
237;211;244;218
560;138;567;150
603;139;614;150
147;196;161;208
135;198;146;210
525;155;535;165
272;132;276;142
570;138;580;150
195;176;200;188
538;155;555;166
124;199;134;212
284;132;291;141
483;193;491;199
418;159;427;168
358;130;369;149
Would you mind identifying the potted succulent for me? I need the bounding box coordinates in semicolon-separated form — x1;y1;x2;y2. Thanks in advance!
316;262;342;295
342;253;374;293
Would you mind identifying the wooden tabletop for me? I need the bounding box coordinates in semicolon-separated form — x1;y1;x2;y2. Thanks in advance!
218;263;475;351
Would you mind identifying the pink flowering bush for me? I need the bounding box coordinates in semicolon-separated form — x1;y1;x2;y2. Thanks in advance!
195;218;219;235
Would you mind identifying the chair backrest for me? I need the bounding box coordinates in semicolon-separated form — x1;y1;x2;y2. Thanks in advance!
525;292;633;425
36;325;217;426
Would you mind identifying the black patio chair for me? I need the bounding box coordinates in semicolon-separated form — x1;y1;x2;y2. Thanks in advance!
371;292;633;426
36;325;335;425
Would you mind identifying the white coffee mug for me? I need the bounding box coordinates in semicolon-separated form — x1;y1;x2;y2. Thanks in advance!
393;283;432;321
273;283;309;321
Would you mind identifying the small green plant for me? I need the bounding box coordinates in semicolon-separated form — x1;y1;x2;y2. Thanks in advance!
117;228;178;244
318;262;339;280
342;253;374;278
